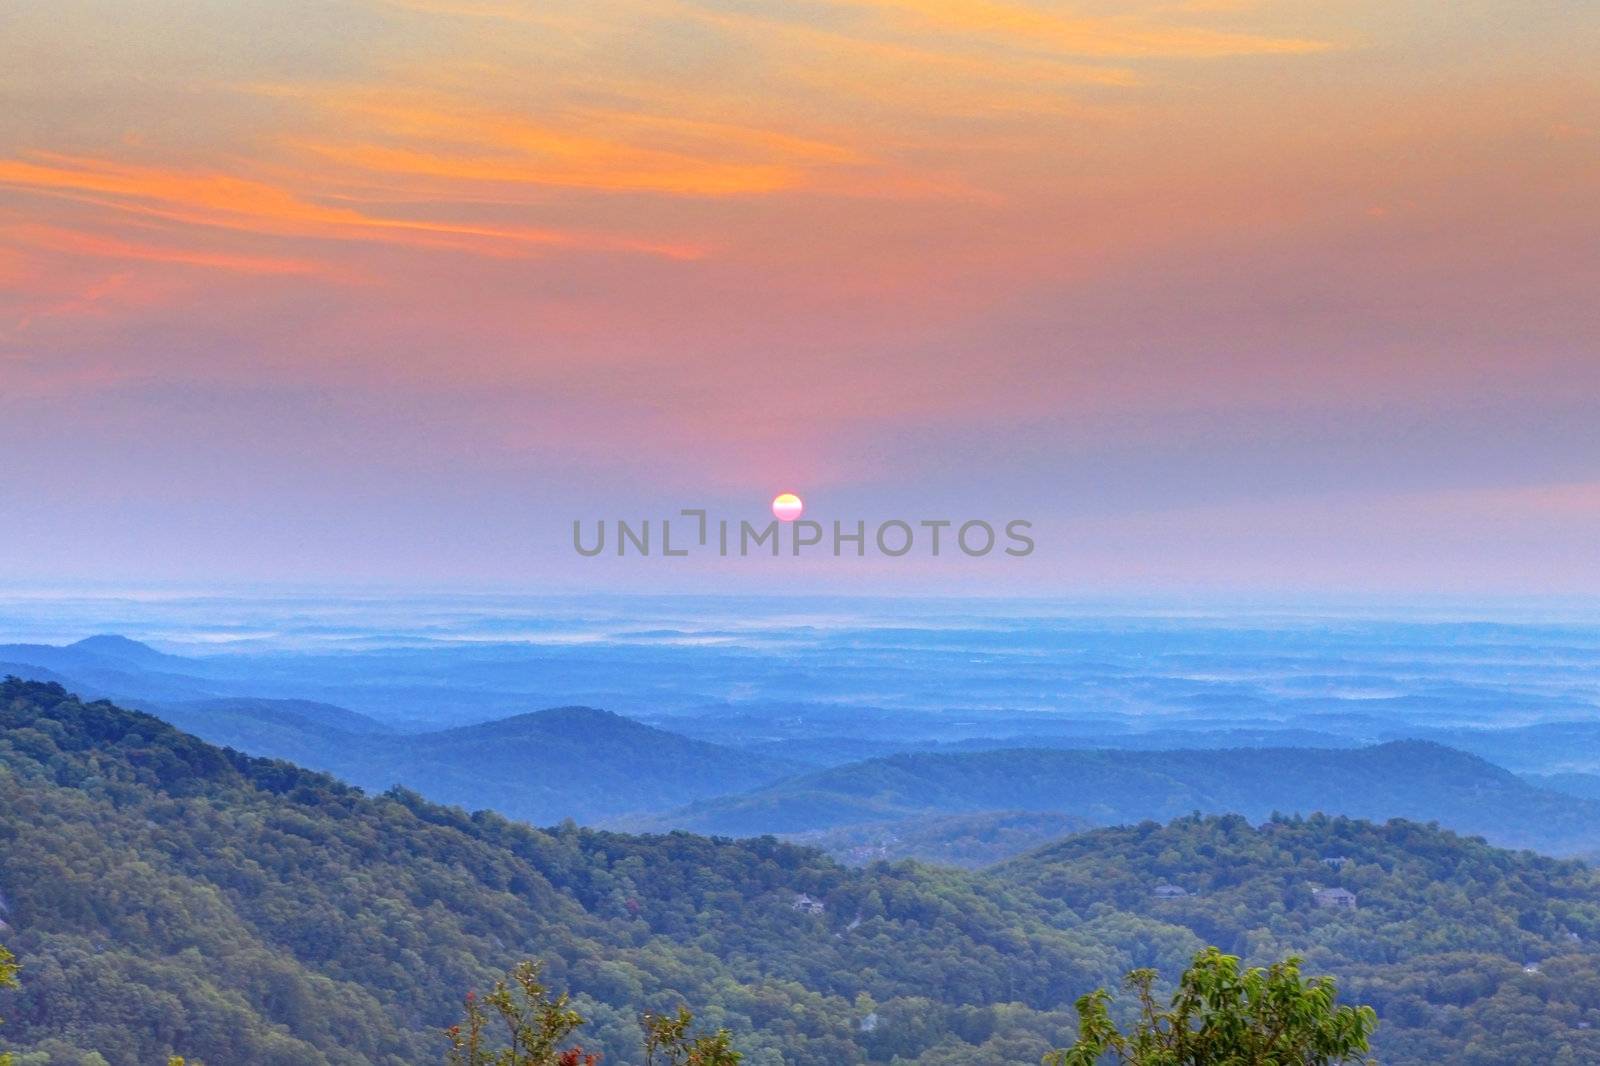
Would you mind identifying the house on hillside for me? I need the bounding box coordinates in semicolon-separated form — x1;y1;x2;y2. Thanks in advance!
1312;887;1357;910
791;892;825;915
1152;884;1189;900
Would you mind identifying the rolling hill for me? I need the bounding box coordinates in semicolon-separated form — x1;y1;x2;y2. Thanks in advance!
122;695;396;768
0;636;804;824
731;727;1359;769
0;678;1154;1065
0;639;804;823
789;810;1096;867
309;705;807;824
0;636;219;702
136;699;808;825
647;741;1600;856
1404;722;1600;774
992;813;1600;1065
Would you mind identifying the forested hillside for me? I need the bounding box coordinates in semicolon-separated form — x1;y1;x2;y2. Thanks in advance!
2;679;1599;1065
791;811;1095;868
135;699;802;825
0;680;1137;1065
1000;815;1600;1064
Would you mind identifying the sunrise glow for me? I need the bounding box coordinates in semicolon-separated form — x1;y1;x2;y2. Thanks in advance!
772;493;804;523
1;1;1596;591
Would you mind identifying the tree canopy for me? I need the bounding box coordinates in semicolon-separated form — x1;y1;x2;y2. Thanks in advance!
1047;948;1376;1066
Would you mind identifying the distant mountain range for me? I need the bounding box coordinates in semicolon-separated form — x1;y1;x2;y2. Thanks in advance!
160;700;805;825
0;635;220;701
5;635;1600;852
128;696;396;764
641;741;1600;856
328;705;807;823
0;637;803;823
729;728;1362;768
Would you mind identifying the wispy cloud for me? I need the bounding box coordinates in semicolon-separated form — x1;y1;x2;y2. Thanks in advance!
805;0;1334;58
379;0;1331;61
0;153;702;259
3;222;327;276
272;91;849;197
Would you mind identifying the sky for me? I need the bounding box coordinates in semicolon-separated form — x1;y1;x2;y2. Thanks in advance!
1;0;1597;594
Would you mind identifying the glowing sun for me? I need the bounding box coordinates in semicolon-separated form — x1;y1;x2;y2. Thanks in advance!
772;492;804;522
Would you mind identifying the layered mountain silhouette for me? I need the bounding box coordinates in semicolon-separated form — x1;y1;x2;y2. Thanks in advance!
5;636;1600;851
643;741;1600;856
311;705;807;823
0;639;803;823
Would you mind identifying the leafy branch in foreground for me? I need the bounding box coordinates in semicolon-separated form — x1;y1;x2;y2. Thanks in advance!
446;961;739;1066
642;1007;741;1066
1046;947;1377;1066
1;945;17;1066
446;962;594;1066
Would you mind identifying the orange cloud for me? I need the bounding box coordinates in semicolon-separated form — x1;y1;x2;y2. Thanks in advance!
0;153;701;259
379;0;1329;61
669;4;1141;120
4;222;326;276
261;83;883;192
803;0;1334;58
297;140;796;196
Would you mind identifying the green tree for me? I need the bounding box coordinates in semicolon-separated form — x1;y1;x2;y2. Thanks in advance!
1;945;18;1066
1046;948;1377;1066
642;1007;742;1066
445;961;740;1066
445;962;596;1066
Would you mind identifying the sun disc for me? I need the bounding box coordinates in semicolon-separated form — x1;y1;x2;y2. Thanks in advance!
772;492;804;521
